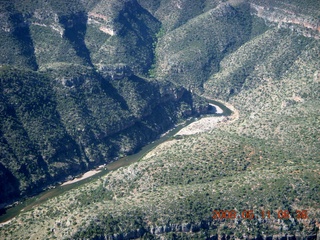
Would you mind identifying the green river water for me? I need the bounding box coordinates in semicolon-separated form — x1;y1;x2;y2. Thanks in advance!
0;99;231;224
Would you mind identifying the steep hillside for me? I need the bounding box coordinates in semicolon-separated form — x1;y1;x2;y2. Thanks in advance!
153;2;268;92
205;30;320;160
0;64;207;206
0;0;319;239
0;0;210;206
10;0;160;73
138;0;221;31
0;2;38;70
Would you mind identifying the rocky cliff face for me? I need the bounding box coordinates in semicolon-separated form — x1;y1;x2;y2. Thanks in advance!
0;64;206;207
0;0;210;206
92;219;320;240
0;1;319;239
250;2;320;39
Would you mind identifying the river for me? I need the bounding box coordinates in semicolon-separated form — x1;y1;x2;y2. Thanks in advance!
0;99;231;224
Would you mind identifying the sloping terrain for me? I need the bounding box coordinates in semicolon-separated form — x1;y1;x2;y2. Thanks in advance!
0;0;319;239
0;64;207;205
0;0;208;206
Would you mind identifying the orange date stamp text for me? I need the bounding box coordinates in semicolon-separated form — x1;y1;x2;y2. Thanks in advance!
212;209;308;220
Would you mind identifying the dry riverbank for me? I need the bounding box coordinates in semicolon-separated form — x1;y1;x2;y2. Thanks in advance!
175;116;226;136
175;99;238;136
61;169;102;186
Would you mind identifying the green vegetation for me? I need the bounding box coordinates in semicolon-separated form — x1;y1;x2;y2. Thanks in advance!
0;64;206;205
0;0;319;239
154;2;268;92
1;129;318;239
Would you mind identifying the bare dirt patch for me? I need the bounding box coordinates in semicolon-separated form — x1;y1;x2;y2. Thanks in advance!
174;116;225;136
61;170;101;186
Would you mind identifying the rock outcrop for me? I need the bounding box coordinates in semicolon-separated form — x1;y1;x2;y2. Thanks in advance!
99;219;320;240
250;3;320;39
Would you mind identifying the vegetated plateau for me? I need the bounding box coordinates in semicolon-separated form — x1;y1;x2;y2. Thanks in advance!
0;0;319;239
